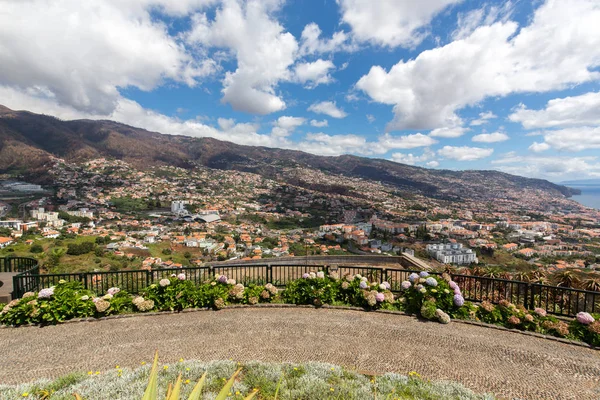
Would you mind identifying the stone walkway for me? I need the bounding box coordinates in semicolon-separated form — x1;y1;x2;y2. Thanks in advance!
1;307;599;399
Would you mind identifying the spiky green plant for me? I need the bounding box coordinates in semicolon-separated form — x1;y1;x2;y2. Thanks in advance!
78;352;258;400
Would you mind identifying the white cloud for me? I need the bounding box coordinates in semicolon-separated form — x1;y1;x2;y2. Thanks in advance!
452;2;514;40
470;111;497;126
390;148;435;165
338;0;460;48
429;126;469;138
294;59;335;88
426;161;440;168
310;119;328;127
271;116;305;137
307;101;348;119
529;142;551;152
472;132;509;143
509;91;600;129
0;0;217;114
492;154;600;179
356;0;600;130
372;133;437;152
298;132;436;156
187;0;297;114
438;146;494;161
298;22;356;55
366;114;375;123
542;127;600;151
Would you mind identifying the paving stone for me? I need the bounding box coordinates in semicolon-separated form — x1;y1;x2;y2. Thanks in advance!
0;308;598;399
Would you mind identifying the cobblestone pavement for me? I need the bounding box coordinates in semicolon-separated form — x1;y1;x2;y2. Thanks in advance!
1;308;599;399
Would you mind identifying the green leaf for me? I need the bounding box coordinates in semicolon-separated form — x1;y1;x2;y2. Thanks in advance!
215;368;242;400
141;351;159;400
187;372;206;400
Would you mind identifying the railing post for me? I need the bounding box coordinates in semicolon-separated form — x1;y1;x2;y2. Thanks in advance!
523;283;529;311
11;274;19;299
382;268;388;284
267;264;272;284
146;270;152;288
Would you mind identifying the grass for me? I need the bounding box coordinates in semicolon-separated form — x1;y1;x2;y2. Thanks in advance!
0;360;495;400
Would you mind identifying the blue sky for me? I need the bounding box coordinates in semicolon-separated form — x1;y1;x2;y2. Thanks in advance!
1;0;600;182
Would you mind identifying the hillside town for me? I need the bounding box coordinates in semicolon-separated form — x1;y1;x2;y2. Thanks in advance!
0;157;598;277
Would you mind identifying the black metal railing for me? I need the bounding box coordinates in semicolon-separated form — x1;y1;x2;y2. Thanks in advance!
9;262;600;318
0;257;39;273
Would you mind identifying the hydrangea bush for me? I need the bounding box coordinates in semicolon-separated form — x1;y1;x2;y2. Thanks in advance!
399;272;464;323
1;269;599;347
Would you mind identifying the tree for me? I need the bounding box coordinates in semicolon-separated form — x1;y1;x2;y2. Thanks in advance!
183;251;192;259
551;269;580;288
30;243;44;253
162;248;172;255
582;276;600;292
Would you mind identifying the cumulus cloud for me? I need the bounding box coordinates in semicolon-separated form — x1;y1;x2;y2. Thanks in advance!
472;132;509;143
298;22;356;55
438;146;494;161
542;127;600;151
307;101;348;119
390;148;435;165
271;116;305;137
0;0;217;114
310;119;328;127
338;0;460;48
429;126;469;138
492;153;600;179
509;91;600;129
294;59;335;88
187;0;297;114
529;142;551;152
470;111;497;126
356;0;600;131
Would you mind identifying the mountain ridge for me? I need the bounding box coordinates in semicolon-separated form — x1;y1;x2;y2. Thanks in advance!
0;105;580;200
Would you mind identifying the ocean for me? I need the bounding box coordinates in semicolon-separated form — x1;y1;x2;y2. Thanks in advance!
570;185;600;209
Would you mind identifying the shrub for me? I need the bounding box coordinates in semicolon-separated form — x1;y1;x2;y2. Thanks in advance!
282;271;338;307
400;272;464;320
30;243;43;253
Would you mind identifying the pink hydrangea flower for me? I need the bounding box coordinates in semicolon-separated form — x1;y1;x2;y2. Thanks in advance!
576;312;595;325
177;273;186;280
401;281;411;290
316;271;325;279
534;308;547;317
375;293;385;302
107;287;120;296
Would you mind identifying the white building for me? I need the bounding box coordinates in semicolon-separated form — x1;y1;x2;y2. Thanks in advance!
171;201;189;216
67;208;94;219
426;243;478;265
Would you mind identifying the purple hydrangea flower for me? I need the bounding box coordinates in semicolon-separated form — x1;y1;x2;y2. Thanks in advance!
576;312;595;325
177;273;186;280
425;277;438;287
217;275;228;283
302;273;310;279
380;282;391;290
449;281;458;290
419;271;430;278
38;287;54;299
416;284;424;291
375;293;385;302
454;294;465;307
454;287;462;295
408;273;419;283
359;281;368;289
401;281;411;290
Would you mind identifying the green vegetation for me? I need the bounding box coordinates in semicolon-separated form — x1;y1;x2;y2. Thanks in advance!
0;360;495;400
111;196;150;213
